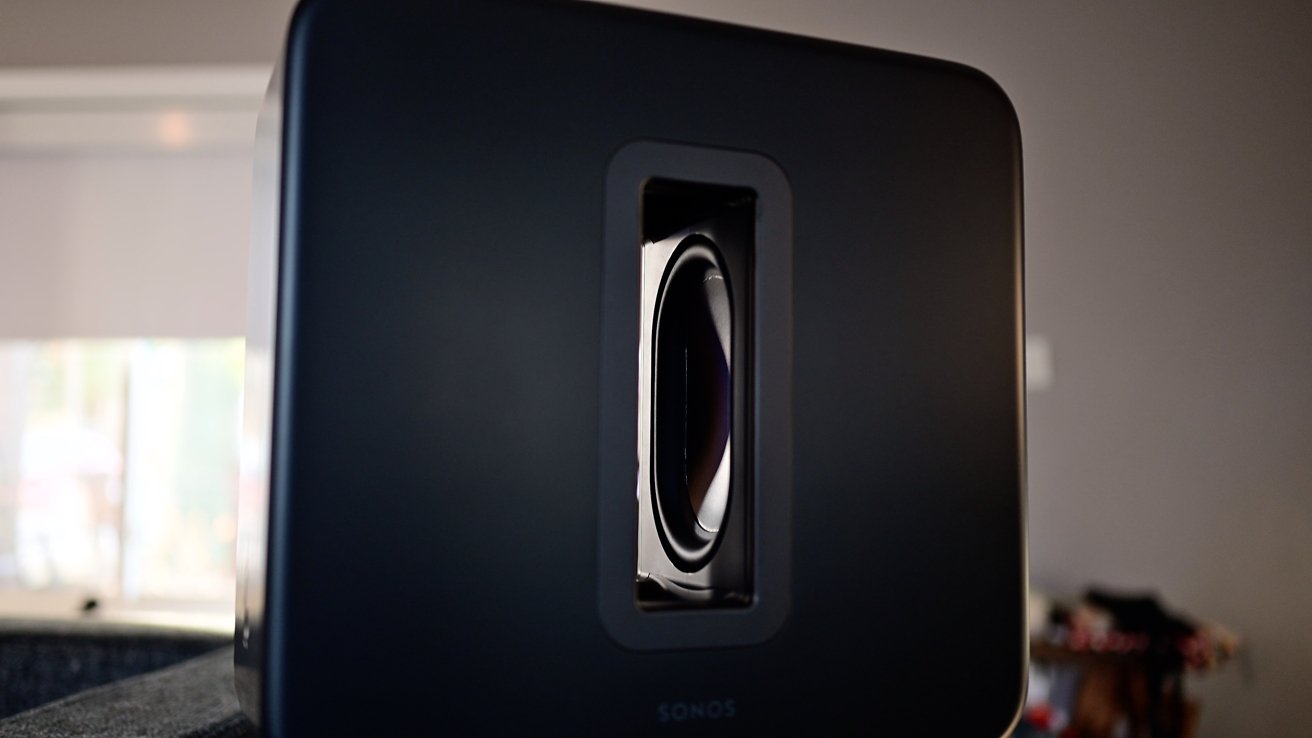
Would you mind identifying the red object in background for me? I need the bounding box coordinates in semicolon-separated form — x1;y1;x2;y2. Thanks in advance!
1026;703;1054;730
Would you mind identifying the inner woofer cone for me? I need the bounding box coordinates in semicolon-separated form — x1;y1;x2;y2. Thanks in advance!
651;239;733;571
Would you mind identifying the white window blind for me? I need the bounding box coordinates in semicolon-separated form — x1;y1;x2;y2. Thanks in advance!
0;66;269;339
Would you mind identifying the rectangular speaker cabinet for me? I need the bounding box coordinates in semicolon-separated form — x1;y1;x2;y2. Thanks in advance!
235;0;1027;735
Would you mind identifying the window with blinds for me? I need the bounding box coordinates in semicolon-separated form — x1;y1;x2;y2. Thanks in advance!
0;67;267;629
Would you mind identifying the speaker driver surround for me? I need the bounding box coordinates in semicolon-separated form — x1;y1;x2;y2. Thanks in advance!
651;238;733;571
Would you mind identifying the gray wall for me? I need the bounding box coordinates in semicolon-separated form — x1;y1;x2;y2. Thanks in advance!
0;0;294;67
6;0;1310;735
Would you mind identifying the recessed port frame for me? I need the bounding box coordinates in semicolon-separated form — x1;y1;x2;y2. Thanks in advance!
598;140;793;651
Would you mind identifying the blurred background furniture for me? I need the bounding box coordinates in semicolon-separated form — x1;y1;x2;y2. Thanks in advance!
1018;589;1239;738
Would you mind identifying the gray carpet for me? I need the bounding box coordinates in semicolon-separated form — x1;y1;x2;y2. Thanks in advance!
0;647;252;738
0;619;228;720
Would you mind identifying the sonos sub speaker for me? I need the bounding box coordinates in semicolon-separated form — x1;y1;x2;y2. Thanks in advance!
235;1;1028;735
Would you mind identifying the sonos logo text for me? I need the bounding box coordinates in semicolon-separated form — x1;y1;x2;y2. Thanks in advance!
657;699;737;723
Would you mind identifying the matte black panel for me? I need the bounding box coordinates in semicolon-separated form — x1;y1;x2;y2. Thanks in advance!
237;0;1026;735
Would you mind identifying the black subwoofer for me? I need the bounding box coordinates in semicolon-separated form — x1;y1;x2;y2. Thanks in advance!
236;1;1027;735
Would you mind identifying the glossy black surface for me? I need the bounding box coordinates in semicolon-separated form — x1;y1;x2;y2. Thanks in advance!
239;0;1026;734
652;241;732;568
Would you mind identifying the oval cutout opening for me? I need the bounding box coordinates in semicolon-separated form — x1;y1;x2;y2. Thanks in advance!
652;239;732;570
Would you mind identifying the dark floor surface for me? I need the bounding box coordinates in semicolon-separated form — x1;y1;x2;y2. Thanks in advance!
0;619;250;737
